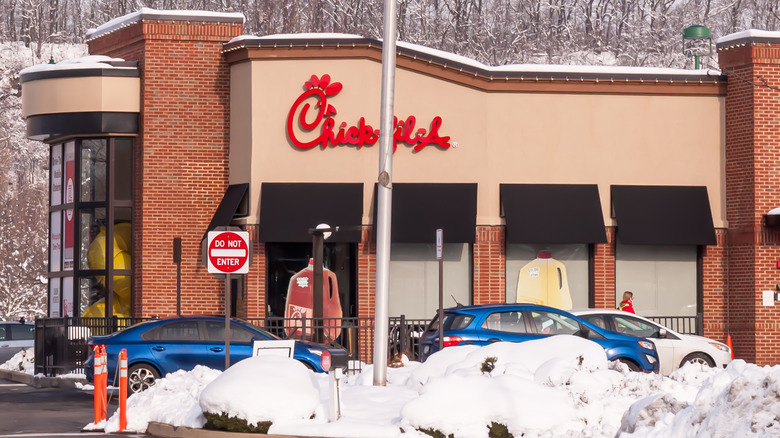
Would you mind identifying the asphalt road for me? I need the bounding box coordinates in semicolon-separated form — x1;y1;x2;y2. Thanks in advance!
0;377;147;437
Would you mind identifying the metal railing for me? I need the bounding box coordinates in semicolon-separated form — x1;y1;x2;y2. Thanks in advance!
646;314;702;335
33;315;424;377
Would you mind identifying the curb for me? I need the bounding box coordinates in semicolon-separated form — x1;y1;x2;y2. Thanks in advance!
147;422;317;438
0;368;88;389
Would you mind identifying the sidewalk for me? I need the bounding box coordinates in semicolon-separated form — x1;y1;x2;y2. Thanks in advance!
0;368;87;389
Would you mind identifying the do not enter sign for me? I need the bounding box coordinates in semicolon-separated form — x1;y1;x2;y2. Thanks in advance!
207;231;251;274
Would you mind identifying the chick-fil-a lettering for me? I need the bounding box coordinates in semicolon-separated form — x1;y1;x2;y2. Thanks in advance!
286;75;451;152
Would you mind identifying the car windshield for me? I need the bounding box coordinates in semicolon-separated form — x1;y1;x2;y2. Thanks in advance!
613;315;658;338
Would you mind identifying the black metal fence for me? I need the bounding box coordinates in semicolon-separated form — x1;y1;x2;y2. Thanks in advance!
32;313;701;377
647;314;702;335
33;315;430;377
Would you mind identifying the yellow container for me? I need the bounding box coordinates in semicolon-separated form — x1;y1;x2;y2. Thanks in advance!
516;250;573;310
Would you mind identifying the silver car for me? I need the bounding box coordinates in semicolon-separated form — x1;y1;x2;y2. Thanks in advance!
0;320;34;364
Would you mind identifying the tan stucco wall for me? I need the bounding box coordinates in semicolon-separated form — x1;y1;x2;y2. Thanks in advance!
231;58;726;228
21;76;140;117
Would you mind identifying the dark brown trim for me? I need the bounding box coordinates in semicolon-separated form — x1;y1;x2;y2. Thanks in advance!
26;112;138;141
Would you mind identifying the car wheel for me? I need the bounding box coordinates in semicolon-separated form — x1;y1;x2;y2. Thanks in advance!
616;358;641;372
128;363;160;394
681;352;715;368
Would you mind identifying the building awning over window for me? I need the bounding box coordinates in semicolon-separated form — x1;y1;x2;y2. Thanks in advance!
611;185;716;245
500;184;607;244
205;183;249;235
258;183;363;243
373;183;477;243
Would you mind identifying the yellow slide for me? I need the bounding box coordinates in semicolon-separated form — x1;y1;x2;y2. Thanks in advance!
81;223;132;317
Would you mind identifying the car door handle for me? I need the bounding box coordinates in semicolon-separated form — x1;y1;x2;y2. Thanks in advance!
210;347;224;352
487;338;501;343
152;346;166;352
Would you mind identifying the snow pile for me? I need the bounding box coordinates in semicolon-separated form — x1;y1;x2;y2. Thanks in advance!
0;348;34;373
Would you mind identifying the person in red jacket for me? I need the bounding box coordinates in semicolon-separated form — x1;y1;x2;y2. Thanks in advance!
618;291;635;313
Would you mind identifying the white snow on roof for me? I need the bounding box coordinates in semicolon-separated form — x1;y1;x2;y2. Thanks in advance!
717;29;780;45
234;34;720;76
19;55;131;75
86;8;245;41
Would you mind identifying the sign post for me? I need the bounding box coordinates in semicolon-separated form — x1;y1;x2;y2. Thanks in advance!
436;229;443;352
205;229;251;370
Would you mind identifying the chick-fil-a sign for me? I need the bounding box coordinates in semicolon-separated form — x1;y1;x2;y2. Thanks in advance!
286;74;451;152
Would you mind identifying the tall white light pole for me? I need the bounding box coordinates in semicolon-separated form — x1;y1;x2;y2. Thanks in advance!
373;0;398;386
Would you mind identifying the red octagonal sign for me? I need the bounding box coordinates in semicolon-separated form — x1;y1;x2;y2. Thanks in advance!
207;231;250;274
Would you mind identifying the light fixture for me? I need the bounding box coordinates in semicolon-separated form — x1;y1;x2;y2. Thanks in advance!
683;25;712;70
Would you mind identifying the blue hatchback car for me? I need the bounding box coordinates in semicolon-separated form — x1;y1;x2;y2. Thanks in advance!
85;315;342;393
420;303;659;372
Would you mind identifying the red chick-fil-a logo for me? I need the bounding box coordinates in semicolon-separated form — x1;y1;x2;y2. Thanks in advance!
286;74;451;152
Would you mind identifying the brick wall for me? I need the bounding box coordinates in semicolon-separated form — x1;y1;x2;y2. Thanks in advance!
473;226;505;304
358;226;376;318
592;228;616;308
719;41;780;364
88;19;243;318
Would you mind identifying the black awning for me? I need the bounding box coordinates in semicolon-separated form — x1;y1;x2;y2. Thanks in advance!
500;184;607;244
374;183;477;243
205;183;249;235
258;183;363;243
611;185;716;245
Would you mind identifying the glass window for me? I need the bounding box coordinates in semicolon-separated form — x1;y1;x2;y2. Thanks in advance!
528;310;581;336
9;324;34;340
204;321;259;343
0;325;5;341
482;311;527;334
79;208;106;270
389;243;471;319
80;140;107;202
158;321;200;341
266;242;355;318
506;244;588;309
50;211;62;272
613;315;660;338
114;138;133;201
580;314;608;331
615;243;696;316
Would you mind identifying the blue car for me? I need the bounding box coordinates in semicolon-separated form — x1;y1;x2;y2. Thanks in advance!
85;315;341;393
420;303;659;372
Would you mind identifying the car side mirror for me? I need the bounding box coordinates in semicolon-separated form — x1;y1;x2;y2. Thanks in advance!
578;327;591;339
657;328;667;338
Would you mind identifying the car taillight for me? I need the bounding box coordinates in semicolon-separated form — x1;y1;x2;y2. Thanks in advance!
442;336;463;347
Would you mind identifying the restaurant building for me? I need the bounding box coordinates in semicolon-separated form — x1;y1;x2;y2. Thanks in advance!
19;10;780;365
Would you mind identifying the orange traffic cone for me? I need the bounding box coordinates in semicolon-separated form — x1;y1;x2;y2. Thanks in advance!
726;334;735;360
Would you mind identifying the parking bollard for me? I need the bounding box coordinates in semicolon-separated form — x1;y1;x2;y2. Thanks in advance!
119;349;127;431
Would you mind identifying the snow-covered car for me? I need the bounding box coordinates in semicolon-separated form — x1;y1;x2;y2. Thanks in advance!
0;319;34;364
571;309;731;375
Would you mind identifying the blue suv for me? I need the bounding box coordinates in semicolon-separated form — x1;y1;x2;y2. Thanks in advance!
85;315;344;394
420;303;659;372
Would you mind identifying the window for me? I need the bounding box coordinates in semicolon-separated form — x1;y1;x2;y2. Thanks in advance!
204;321;260;343
389;243;471;319
528;310;581;336
158;321;200;341
482;311;527;334
48;138;134;318
9;324;34;340
506;244;589;309
0;326;5;341
615;243;696;316
580;314;608;331
613;315;659;338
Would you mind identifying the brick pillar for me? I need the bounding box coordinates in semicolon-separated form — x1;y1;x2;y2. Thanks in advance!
719;35;780;364
592;228;616;308
87;14;243;317
702;229;728;342
358;226;376;319
473;226;505;304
